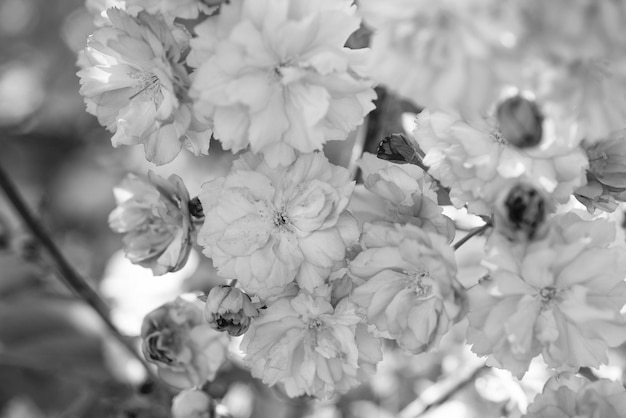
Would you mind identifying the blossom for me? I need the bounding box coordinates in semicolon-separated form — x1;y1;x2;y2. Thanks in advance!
350;153;455;241
78;9;211;165
204;285;259;336
197;152;359;299
524;373;626;418
141;296;229;388
493;180;548;241
240;287;382;399
413;109;587;215
108;171;193;275
349;222;462;354
467;213;626;378
496;93;543;148
190;0;375;167
357;0;520;113
171;389;215;418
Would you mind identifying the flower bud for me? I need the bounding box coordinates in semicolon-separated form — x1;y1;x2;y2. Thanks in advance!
585;132;626;189
141;296;229;388
495;181;547;240
496;94;543;148
204;285;259;337
377;133;425;167
171;389;215;418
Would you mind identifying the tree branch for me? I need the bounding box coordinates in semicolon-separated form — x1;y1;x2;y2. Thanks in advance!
453;223;492;251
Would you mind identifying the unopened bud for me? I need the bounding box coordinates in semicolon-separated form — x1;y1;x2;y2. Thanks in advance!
496;95;543;148
171;389;215;418
204;285;259;337
495;182;547;240
377;133;425;167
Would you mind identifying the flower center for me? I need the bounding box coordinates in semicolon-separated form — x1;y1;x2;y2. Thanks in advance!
273;209;290;228
308;318;324;330
538;286;559;308
490;127;508;145
129;71;162;104
405;267;432;298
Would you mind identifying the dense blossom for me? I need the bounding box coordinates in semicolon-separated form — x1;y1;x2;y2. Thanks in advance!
77;9;211;164
357;0;519;113
197;152;359;299
190;0;375;167
349;222;462;354
525;373;626;418
240;287;382;399
413;109;588;215
141;296;229;388
467;213;626;378
350;153;455;241
109;171;193;275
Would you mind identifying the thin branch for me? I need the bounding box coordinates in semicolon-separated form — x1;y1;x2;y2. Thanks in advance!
0;163;155;380
453;223;492;251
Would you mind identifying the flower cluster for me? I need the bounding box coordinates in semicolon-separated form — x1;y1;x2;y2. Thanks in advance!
467;213;626;378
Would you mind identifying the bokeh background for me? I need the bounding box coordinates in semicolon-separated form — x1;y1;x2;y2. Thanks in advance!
2;1;624;417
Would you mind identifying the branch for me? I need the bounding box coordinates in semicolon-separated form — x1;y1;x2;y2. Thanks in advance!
0;162;156;381
453;223;492;251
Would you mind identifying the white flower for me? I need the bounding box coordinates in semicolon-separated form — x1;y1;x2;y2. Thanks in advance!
141;296;229;388
357;0;519;113
124;0;220;20
525;373;626;418
351;153;455;241
190;0;375;167
78;9;212;165
349;222;461;354
240;287;382;399
197;152;359;299
204;285;259;336
171;389;215;418
108;171;193;275
467;213;626;378
414;109;588;215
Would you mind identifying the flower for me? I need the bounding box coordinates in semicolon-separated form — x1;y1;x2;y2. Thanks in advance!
357;0;520;113
496;93;543;148
124;0;220;20
108;171;193;275
413;109;588;215
493;180;548;241
575;131;626;212
204;285;259;336
78;9;212;165
197;152;359;299
350;152;455;241
171;389;215;418
349;222;462;354
141;296;229;388
524;373;626;418
240;287;382;399
467;213;626;378
190;0;375;167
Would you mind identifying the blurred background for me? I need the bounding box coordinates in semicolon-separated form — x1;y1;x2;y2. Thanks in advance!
2;1;623;417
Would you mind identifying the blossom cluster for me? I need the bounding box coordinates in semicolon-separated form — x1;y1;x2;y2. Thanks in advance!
74;0;626;413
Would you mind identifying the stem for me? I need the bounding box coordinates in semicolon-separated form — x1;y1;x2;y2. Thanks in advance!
0;163;155;380
453;223;492;251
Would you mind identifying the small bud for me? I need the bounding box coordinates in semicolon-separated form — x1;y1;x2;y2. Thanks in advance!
189;197;204;219
171;389;215;418
495;181;547;240
377;133;425;167
204;285;259;337
496;94;543;148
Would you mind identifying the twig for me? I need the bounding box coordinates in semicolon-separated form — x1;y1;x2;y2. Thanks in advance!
453;223;492;251
0;163;155;380
399;364;488;418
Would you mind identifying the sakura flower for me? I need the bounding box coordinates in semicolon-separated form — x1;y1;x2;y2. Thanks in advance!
123;0;220;20
240;287;382;399
525;373;626;418
171;389;215;418
350;152;455;241
413;109;588;215
467;213;626;378
197;152;359;299
141;296;229;388
108;171;193;275
357;0;520;113
190;0;375;167
78;9;212;165
204;285;259;336
575;131;626;212
349;222;462;354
